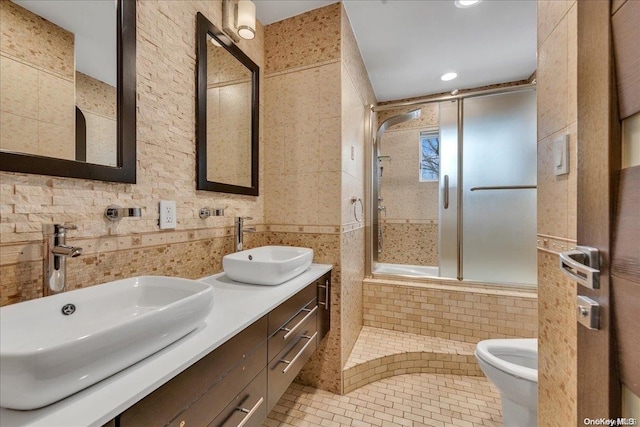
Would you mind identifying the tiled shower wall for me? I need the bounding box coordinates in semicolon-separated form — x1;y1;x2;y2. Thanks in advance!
536;0;578;424
376;104;440;266
263;2;375;394
1;0;266;304
378;118;439;267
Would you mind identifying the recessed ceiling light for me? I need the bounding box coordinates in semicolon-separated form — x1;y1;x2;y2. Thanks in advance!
455;0;482;8
440;72;458;81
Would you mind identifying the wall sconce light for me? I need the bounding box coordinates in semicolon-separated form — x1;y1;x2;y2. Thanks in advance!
222;0;256;42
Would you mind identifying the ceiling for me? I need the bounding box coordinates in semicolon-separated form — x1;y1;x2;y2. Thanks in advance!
255;0;537;102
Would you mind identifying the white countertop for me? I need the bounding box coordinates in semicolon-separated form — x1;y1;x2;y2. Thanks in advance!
0;264;332;427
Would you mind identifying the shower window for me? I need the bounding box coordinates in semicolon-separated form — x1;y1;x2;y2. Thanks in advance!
419;131;439;181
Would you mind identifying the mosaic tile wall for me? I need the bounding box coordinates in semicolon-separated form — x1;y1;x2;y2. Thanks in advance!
362;278;537;344
263;2;341;74
0;226;265;306
536;0;578;424
378;221;438;266
264;230;342;393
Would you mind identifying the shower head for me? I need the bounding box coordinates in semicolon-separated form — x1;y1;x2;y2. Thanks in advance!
375;108;422;144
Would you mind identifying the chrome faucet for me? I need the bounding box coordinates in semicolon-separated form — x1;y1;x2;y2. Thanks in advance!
234;216;255;252
43;224;83;296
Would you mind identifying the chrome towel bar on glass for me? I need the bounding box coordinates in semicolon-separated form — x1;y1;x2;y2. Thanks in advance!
469;185;537;191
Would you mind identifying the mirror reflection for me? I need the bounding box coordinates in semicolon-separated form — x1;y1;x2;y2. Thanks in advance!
0;0;117;166
206;34;253;187
197;12;258;195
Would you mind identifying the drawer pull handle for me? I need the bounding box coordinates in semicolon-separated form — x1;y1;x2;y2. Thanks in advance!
280;332;318;374
281;306;318;340
236;396;264;427
318;280;329;308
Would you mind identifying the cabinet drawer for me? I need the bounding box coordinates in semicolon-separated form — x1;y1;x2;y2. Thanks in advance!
209;369;267;427
268;282;316;336
165;343;266;427
267;311;317;412
268;298;317;361
120;316;267;427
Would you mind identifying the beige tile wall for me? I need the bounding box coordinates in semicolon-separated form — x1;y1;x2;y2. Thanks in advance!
536;0;578;425
263;230;342;393
0;1;75;160
1;0;266;300
363;278;537;344
379;127;439;221
339;5;375;378
263;3;375;394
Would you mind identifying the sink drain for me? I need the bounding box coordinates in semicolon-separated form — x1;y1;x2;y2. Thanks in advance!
61;303;76;315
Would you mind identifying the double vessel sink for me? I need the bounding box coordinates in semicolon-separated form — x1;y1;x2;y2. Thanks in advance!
0;245;313;410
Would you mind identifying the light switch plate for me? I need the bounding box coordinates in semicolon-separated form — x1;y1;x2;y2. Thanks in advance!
553;134;569;176
159;200;176;229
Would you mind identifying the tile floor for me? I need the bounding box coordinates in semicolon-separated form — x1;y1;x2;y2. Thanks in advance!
345;327;476;369
264;373;502;427
343;327;482;393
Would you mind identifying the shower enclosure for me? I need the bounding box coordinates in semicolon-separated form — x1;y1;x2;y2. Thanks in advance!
367;85;537;286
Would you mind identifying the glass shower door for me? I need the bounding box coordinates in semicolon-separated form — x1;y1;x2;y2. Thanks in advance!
461;90;537;284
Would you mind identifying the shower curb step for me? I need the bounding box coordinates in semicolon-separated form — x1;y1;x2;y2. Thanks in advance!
342;326;482;394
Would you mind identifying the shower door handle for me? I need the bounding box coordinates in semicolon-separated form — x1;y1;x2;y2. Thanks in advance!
443;175;449;209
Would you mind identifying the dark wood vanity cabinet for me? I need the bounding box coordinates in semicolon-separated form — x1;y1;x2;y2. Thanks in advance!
119;316;268;427
116;271;331;427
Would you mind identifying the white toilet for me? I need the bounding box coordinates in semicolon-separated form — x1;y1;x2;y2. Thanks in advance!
474;338;538;427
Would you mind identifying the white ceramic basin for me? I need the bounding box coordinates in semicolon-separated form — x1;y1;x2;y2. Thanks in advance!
0;276;213;410
223;246;313;285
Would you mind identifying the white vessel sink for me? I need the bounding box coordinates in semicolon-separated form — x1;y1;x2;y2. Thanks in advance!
223;246;313;285
0;276;213;410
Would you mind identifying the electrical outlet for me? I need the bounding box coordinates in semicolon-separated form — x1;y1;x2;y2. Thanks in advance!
351;146;355;160
159;200;176;230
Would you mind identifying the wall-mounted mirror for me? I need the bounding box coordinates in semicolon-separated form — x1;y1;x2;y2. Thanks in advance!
0;0;136;183
196;12;259;195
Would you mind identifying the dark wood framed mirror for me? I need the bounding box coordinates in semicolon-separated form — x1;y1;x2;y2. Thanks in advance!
0;0;136;183
196;12;259;196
